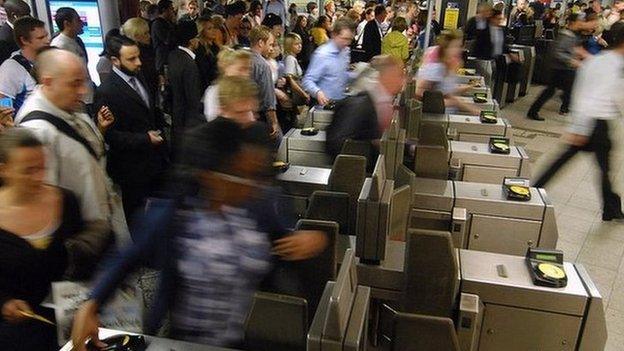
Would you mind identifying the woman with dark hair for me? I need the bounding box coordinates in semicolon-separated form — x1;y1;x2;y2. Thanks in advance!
310;15;331;47
0;128;84;351
96;28;121;83
71;117;328;350
293;14;313;68
246;0;263;27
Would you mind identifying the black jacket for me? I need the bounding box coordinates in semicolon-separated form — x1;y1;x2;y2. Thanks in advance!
94;71;167;186
472;22;510;60
362;20;382;62
167;48;205;136
151;17;175;72
326;91;380;159
0;24;17;64
195;43;218;92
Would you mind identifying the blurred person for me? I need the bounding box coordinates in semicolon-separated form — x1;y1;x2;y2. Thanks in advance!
381;16;409;62
527;14;590;120
216;76;260;125
151;0;177;73
529;0;545;21
310;15;331;47
238;16;252;47
94;35;168;222
246;0;263;28
380;5;394;34
167;20;205;150
533;22;624;221
362;4;387;62
415;30;481;115
357;7;374;37
472;9;512;59
416;9;441;48
464;2;493;42
224;1;246;46
509;0;534;27
0;0;30;64
264;0;288;30
0;107;12;131
96;28;121;84
324;0;336;21
203;48;252;121
122;17;159;94
292;15;312;68
139;0;153;22
346;8;361;24
179;0;200;22
0;128;84;351
303;17;356;105
306;1;319;29
289;3;299;29
249;25;280;138
262;12;285;42
0;0;6;26
71;117;327;349
210;14;228;47
15;48;123;275
0;17;49;113
326;55;405;160
51;7;94;107
283;33;310;109
195;16;220;91
353;0;366;15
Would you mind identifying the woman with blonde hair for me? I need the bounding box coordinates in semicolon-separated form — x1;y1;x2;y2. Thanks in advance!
283;33;310;107
121;17;159;92
203;48;253;121
416;30;480;115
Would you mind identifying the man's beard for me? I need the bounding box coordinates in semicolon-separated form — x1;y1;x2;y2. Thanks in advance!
119;63;140;77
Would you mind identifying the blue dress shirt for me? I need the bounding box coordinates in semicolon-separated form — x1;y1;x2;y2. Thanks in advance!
302;40;351;101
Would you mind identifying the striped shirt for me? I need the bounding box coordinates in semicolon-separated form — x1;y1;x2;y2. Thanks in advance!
170;204;272;347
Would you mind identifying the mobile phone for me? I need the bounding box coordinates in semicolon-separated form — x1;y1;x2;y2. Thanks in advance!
0;97;12;109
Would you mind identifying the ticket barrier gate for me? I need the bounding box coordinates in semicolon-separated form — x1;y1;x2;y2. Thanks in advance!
370;230;607;351
401;96;513;145
505;48;524;103
414;123;530;185
307;106;334;131
509;44;536;96
307;249;371;351
278;128;333;167
275;155;367;235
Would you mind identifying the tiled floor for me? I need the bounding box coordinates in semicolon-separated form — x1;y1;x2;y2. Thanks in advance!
503;85;624;351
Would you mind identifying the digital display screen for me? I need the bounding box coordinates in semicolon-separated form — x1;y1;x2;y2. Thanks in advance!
535;254;558;262
48;0;103;84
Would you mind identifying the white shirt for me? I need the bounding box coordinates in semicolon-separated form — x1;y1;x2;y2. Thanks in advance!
50;33;94;103
16;88;129;242
490;25;504;56
203;84;219;122
283;55;303;77
0;51;36;111
569;51;624;136
178;46;197;60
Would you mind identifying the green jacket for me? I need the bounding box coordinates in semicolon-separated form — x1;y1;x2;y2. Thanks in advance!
381;31;409;61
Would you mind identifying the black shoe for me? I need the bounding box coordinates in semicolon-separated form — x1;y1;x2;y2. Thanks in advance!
528;112;545;121
602;212;624;221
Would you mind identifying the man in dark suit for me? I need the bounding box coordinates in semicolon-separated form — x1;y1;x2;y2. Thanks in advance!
95;35;168;221
167;20;204;152
0;0;30;63
326;55;405;163
362;5;386;62
151;0;176;72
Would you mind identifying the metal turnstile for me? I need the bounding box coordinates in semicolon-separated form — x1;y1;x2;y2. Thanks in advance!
277;128;332;167
421;113;514;144
510;44;536;96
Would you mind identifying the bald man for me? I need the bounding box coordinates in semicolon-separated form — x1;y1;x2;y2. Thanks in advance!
15;48;128;279
0;0;30;63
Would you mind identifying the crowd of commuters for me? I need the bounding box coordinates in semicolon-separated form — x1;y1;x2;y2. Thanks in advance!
0;0;624;350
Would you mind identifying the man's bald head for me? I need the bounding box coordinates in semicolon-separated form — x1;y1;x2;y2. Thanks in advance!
36;48;84;79
36;49;88;113
5;0;31;24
